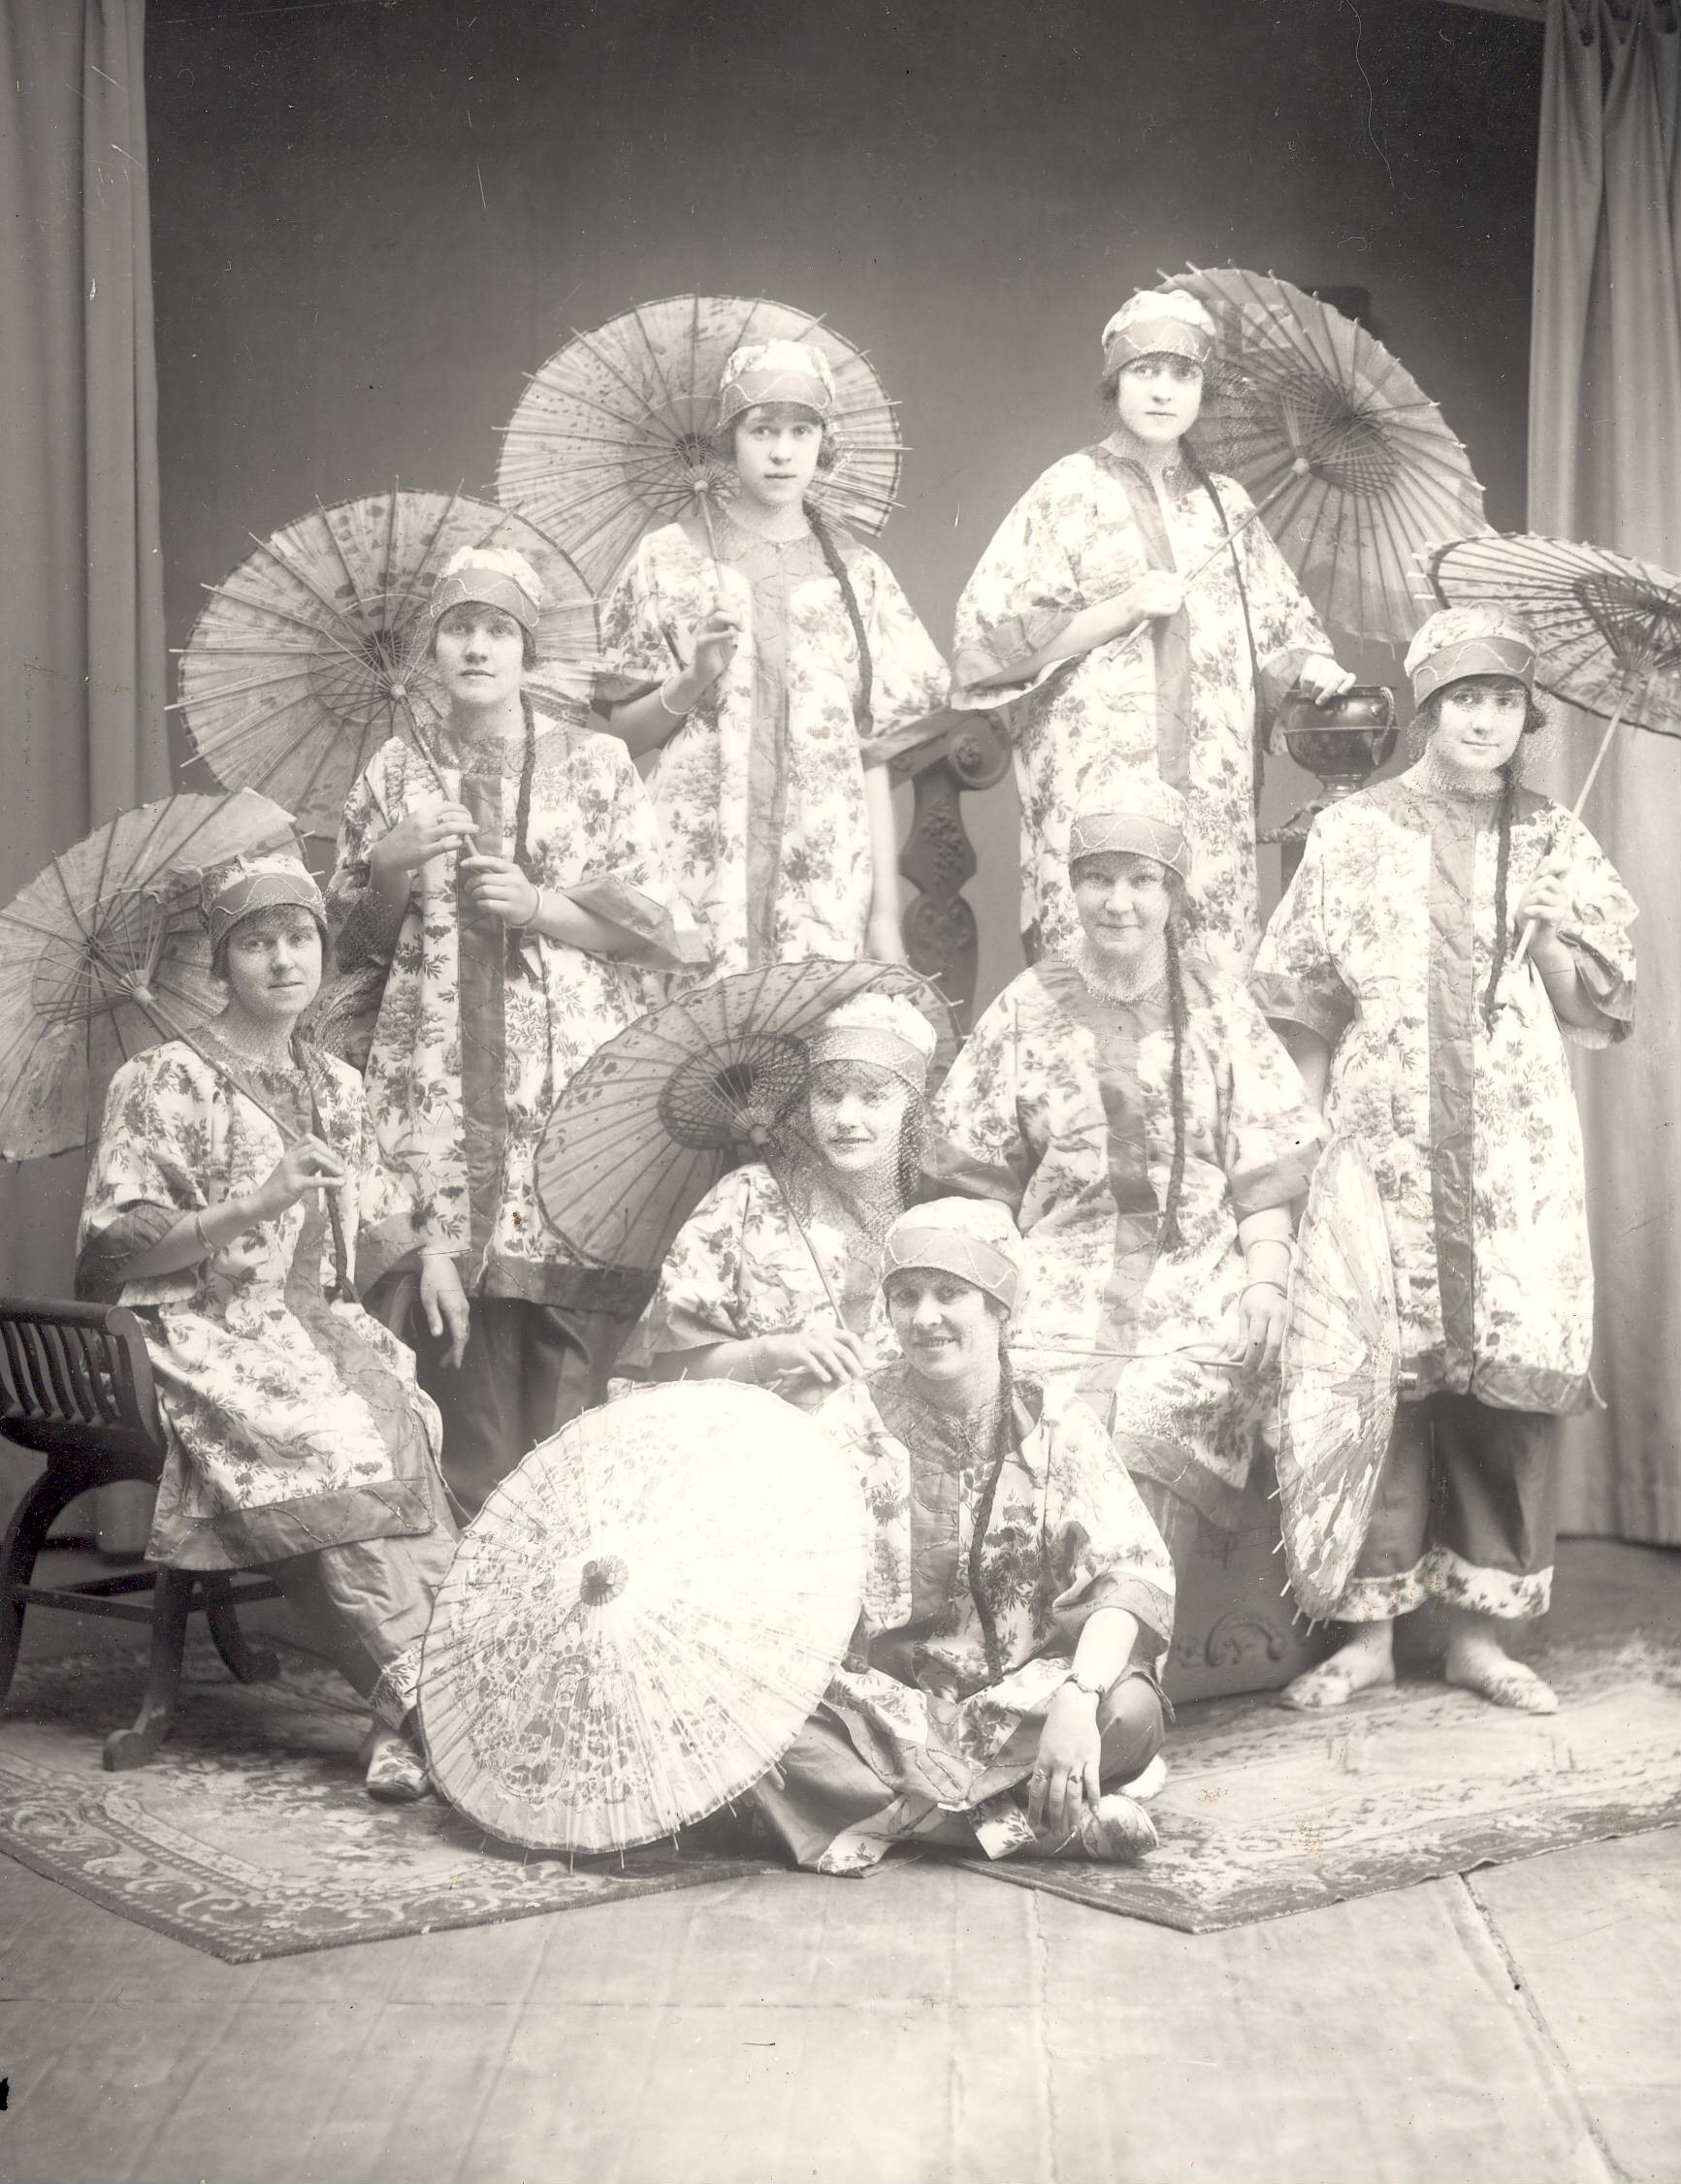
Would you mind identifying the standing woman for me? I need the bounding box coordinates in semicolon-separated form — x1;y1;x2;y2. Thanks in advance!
76;855;454;1801
597;339;950;975
925;779;1324;1578
328;547;695;1518
620;993;934;1408
1253;608;1637;1714
952;287;1353;973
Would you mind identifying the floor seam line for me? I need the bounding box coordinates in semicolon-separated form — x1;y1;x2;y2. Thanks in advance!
1455;1871;1632;2184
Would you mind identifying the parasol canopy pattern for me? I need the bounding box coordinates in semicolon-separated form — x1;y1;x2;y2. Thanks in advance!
1276;1134;1403;1622
533;955;947;1282
1161;265;1488;647
418;1380;868;1852
0;788;300;1161
496;294;905;592
177;486;598;838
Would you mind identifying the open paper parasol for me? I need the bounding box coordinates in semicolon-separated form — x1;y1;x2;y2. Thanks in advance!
496;294;904;593
0;789;303;1161
177;486;598;838
418;1380;867;1851
1276;1135;1403;1621
534;956;947;1303
1160;266;1488;646
1420;531;1681;975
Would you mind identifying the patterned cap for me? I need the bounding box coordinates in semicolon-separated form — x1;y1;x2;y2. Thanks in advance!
716;339;836;427
1067;774;1193;879
1405;605;1536;703
881;1198;1024;1318
1102;290;1216;375
806;992;936;1089
430;544;543;632
201;851;326;953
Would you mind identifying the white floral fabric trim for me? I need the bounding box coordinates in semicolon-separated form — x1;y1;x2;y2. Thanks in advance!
1335;1548;1553;1624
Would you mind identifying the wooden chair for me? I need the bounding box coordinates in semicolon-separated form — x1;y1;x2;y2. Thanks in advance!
0;1296;281;1770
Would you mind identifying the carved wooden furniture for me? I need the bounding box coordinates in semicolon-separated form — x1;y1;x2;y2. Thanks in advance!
892;707;1012;1033
0;1296;280;1770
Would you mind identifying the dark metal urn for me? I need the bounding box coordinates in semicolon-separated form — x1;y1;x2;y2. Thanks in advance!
1261;686;1398;888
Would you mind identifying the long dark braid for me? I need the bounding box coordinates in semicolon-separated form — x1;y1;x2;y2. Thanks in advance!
805;500;874;734
505;690;538;973
1483;758;1518;1030
1159;920;1190;1254
964;1344;1017;1686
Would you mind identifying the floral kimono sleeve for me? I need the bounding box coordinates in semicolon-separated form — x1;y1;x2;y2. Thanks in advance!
625;1168;759;1360
1550;807;1637;1048
1205;976;1325;1218
1251;822;1356;1051
951;464;1090;714
854;550;951;771
75;1048;210;1305
595;541;678;705
557;731;702;969
1041;1387;1176;1658
923;988;1036;1211
1223;479;1335;715
325;749;404;972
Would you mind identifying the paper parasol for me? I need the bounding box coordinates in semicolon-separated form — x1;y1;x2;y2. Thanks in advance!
495;294;904;592
176;486;598;837
418;1380;867;1851
533;956;947;1299
1160;266;1488;646
1276;1135;1403;1621
1419;531;1681;976
0;788;303;1161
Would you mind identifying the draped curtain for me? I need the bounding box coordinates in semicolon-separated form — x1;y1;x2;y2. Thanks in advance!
0;0;169;1529
1529;0;1681;1540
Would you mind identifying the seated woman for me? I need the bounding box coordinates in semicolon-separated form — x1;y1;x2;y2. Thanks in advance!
76;854;455;1802
925;778;1324;1581
597;337;949;975
620;993;934;1408
754;1199;1174;1877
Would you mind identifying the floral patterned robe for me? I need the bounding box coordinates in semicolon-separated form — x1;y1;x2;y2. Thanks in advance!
327;714;694;1308
75;1038;448;1576
952;441;1331;970
617;1163;899;1405
1252;765;1637;1410
787;1365;1173;1866
926;954;1324;1526
598;517;949;975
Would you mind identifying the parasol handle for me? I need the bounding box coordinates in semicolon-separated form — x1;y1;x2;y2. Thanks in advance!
1104;471;1292;665
757;1147;849;1325
131;990;305;1147
1506;689;1628;979
393;690;452;801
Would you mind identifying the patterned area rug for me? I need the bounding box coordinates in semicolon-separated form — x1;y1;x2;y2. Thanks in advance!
0;1640;776;1963
971;1630;1681;1931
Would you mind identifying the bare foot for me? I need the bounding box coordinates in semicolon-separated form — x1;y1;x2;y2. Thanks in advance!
1443;1629;1557;1714
1279;1628;1396;1711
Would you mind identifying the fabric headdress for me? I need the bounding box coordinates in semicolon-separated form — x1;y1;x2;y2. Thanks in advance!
430;544;543;632
1066;775;1193;880
806;991;936;1089
716;339;836;427
1405;604;1537;704
1101;290;1216;376
201;851;326;954
880;1198;1024;1318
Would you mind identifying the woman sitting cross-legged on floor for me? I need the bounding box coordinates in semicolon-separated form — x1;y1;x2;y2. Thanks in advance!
752;1199;1175;1878
75;854;456;1802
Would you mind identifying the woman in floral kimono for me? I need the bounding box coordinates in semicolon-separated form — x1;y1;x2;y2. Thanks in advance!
1253;607;1637;1716
597;337;950;975
753;1199;1175;1877
77;855;454;1801
327;547;695;1517
926;778;1324;1577
620;993;935;1408
952;287;1353;972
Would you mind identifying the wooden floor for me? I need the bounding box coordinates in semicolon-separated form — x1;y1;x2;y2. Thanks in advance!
2;1542;1677;2184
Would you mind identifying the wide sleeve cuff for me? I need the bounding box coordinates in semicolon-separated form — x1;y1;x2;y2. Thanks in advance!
74;1203;183;1305
1227;1127;1325;1220
950;611;1073;712
1556;939;1636;1048
1055;1569;1174;1660
560;875;709;968
1249;969;1352;1048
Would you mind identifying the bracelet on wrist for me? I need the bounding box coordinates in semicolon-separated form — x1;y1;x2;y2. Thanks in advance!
516;884;547;932
1243;1277;1288;1297
657;675;694;721
1062;1668;1111;1703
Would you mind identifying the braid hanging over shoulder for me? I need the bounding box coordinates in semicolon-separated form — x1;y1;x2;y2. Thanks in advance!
964;1347;1017;1687
1159;923;1190;1254
505;691;539;974
1483;758;1517;1029
805;500;874;736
